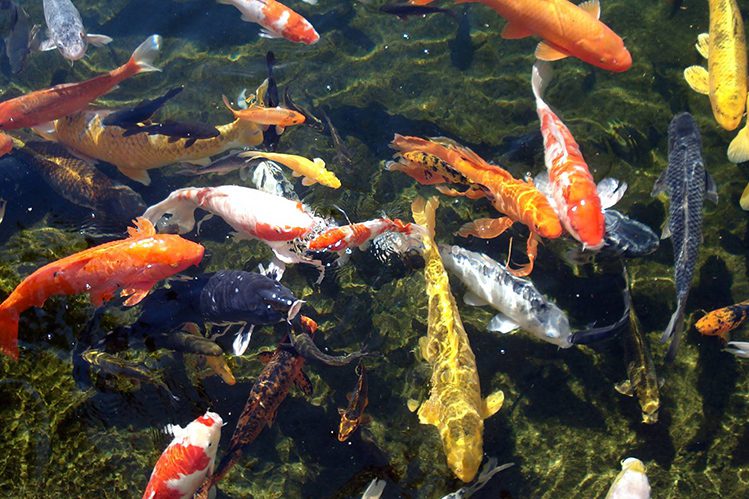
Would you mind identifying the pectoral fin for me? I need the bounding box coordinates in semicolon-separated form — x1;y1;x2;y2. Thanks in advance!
38;38;57;51
417;398;440;427
121;284;153;306
660;223;671;240
695;33;709;59
301;176;318;186
684;66;709;95
597;178;628;209
704;170;718;204
482;390;504;419
650;168;668;197
500;22;533;40
740;183;749;211
463;291;489;307
86;34;113;47
118;167;152;186
535;42;569;62
487;313;520;334
614;379;634;396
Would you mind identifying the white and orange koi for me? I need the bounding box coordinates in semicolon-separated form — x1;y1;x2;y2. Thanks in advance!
217;0;319;45
531;62;624;249
308;217;423;252
142;411;222;499
142;185;330;278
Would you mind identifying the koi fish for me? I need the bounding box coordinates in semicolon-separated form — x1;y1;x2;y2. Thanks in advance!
194;317;316;498
532;61;614;249
80;348;178;401
143;410;223;499
239;151;341;189
695;300;749;342
0;34;160;131
605;458;651;499
122;120;221;148
392;134;562;276
216;0;320;45
683;0;746;132
0;217;204;360
180;323;236;385
101;86;184;129
725;341;749;358
411;196;504;482
12;139;146;224
36;110;263;186
338;360;369;442
380;3;456;20
386;149;483;199
40;0;112;61
287;318;369;366
614;287;660;424
2;0;39;74
441;458;514;499
308;217;421;252
653;113;717;361
222;94;305;134
142;186;330;278
419;0;631;72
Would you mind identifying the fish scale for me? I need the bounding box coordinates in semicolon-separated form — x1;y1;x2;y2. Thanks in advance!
652;113;717;361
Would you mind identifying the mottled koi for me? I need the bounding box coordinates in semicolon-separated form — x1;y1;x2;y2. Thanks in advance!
337;360;369;442
696;300;749;342
308;217;422;253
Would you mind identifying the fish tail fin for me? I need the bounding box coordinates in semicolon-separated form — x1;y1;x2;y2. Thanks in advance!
142;188;200;233
0;307;20;361
221;94;238;116
662;295;687;362
129;35;162;74
728;126;749;164
531;61;553;103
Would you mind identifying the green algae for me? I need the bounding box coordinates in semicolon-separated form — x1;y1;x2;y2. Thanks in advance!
0;0;749;497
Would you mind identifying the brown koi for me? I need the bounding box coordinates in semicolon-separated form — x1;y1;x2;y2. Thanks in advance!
337;360;369;442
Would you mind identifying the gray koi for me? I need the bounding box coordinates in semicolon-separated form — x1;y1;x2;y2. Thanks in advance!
40;0;111;61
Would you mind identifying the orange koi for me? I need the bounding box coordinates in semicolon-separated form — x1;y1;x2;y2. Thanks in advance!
391;134;562;276
695;301;749;342
338;360;369;442
532;62;606;249
0;218;204;360
222;94;305;133
417;0;631;72
0;35;161;132
308;217;419;252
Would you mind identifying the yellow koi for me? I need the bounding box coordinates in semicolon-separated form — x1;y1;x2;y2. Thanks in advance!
410;196;504;483
38;113;263;186
683;0;747;132
239;151;341;189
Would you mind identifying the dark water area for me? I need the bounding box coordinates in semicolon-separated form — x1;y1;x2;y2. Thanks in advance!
1;0;749;497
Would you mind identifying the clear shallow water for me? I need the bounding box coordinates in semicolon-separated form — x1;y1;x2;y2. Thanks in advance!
1;0;749;497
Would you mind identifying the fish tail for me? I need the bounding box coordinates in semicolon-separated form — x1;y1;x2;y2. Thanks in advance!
531;61;553;103
0;306;20;361
142;188;200;233
221;94;238;116
662;295;687;362
128;35;162;74
728;126;749;164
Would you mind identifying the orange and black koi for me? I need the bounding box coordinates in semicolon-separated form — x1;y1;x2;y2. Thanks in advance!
194;315;316;497
695;300;749;342
337;360;369;442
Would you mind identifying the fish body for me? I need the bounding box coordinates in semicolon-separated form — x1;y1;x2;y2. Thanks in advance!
392;134;561;276
532;62;605;249
652;113;717;360
449;0;631;72
439;244;572;347
0;35;159;131
216;0;319;44
223;94;305;130
45;111;262;185
251;160;299;200
605;458;651;499
143;411;223;499
695;300;749;341
40;0;111;61
289;323;368;366
3;1;38;74
410;196;504;482
386;150;483;198
684;0;746;131
13;139;146;222
101;86;184;128
0;218;204;360
379;4;456;19
195;318;316;497
123;120;221;148
308;217;420;252
81;349;176;399
615;302;660;424
239;151;340;188
338;360;369;441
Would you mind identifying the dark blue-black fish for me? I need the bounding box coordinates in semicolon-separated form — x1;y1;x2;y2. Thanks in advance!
262;50;280;150
101;86;183;128
121;119;220;148
379;3;456;20
652;112;717;361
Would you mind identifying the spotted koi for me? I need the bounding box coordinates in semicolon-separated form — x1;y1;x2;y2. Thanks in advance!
217;0;319;45
308;217;421;252
695;300;749;342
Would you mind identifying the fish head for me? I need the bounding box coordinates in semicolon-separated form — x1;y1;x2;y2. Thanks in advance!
566;196;605;250
57;31;88;61
531;212;563;239
443;416;483;482
337;413;358;442
184;410;223;463
98;186;147;223
579;37;632;73
537;304;572;348
640;399;659;424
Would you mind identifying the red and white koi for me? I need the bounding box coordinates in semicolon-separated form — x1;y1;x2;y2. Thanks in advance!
142;410;223;499
142;185;330;279
531;62;625;249
308;217;424;253
217;0;319;45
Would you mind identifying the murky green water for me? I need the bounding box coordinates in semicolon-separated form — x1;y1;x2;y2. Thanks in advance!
1;0;749;497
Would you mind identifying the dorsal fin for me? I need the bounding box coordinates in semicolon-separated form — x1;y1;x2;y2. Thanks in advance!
578;0;600;19
127;217;156;238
